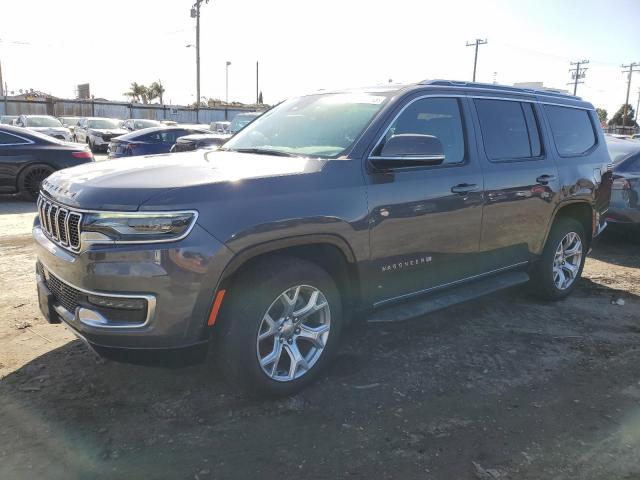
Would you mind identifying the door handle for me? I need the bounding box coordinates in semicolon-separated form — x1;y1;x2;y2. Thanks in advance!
451;183;479;195
536;174;557;185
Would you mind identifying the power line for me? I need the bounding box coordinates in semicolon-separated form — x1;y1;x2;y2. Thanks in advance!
466;39;487;82
567;59;588;96
621;62;640;132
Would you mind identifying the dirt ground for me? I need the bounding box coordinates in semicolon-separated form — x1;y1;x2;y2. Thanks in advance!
1;196;639;480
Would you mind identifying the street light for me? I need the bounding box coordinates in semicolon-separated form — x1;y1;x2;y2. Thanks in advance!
225;61;231;105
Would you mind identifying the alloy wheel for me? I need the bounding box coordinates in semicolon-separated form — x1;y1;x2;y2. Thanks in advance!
552;232;583;290
256;285;331;382
23;167;52;199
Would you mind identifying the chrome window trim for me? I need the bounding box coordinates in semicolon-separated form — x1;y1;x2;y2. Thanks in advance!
37;264;156;329
0;132;35;146
469;94;593;111
369;154;446;161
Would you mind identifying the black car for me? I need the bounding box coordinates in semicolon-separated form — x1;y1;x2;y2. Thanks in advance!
605;136;640;229
0;124;93;199
170;133;230;152
34;81;612;396
107;126;210;158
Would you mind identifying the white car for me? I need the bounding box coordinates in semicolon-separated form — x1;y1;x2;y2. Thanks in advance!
16;115;72;141
74;117;128;152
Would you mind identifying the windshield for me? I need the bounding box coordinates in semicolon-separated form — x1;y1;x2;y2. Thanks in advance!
26;116;62;127
224;93;390;157
1;116;17;124
230;114;259;132
60;117;79;126
88;119;120;129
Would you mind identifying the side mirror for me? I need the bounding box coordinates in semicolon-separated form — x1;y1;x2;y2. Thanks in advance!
371;134;445;170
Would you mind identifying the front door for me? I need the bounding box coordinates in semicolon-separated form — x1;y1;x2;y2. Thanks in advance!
366;96;485;305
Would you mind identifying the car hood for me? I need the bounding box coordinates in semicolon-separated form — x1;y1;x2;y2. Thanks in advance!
41;150;327;211
90;128;128;136
29;127;69;134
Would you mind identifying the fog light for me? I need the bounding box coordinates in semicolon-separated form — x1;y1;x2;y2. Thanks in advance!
87;295;146;310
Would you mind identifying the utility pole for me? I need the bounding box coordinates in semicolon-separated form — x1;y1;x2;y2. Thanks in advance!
191;0;209;122
466;38;487;82
256;61;259;104
635;87;640;126
568;59;589;96
225;61;231;104
0;60;4;97
621;62;640;133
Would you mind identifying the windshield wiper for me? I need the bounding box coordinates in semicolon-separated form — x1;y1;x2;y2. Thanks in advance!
226;147;298;157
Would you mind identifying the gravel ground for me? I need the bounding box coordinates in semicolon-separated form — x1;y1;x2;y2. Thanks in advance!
1;197;639;480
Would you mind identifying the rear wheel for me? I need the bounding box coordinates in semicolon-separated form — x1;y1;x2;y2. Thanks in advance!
217;256;342;396
529;217;587;300
18;164;54;200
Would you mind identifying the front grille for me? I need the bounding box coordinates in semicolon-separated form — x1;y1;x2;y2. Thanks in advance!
37;263;81;314
37;194;82;252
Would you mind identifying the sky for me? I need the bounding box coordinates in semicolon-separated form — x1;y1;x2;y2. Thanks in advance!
1;0;639;118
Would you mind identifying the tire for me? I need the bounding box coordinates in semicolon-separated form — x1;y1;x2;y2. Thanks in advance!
18;164;55;201
216;256;343;397
88;138;95;152
529;217;587;300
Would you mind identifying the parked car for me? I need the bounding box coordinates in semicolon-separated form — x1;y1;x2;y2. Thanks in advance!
210;121;230;134
229;111;262;134
122;118;162;131
33;80;612;396
0;124;93;199
1;115;18;125
74;117;127;152
160;120;178;126
170;133;229;153
58;116;81;134
605;136;640;230
16;115;72;142
107;125;210;158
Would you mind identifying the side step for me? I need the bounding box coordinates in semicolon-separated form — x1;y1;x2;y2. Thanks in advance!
368;270;530;323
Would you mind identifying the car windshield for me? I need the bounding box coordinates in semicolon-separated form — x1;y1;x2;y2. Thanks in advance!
26;116;62;127
88;119;120;129
61;117;79;125
1;116;17;124
134;119;161;129
223;92;390;158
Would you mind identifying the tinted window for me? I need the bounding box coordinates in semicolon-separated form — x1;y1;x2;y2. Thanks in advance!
544;105;596;156
0;132;29;145
377;97;465;165
475;99;541;161
144;129;187;143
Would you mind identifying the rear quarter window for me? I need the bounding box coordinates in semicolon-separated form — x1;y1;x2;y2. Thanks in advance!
544;105;596;156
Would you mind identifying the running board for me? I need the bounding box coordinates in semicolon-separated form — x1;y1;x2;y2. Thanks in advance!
368;270;530;323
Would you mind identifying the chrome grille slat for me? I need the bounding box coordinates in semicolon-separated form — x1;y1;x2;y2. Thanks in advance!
37;194;82;252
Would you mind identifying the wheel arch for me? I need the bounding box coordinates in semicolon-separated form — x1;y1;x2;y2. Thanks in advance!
544;201;594;249
216;235;363;323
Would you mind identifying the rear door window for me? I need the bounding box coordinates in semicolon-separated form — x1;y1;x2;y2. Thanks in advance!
0;132;29;145
544;105;596;156
474;99;542;161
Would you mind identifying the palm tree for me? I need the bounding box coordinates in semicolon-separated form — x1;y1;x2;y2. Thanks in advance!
124;82;149;104
148;81;165;104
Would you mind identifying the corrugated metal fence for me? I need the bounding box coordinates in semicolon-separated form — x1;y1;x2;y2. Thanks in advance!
0;97;257;123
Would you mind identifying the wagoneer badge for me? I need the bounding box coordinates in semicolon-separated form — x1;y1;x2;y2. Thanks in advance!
381;256;432;272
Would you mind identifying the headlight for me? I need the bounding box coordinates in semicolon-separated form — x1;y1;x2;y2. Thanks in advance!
82;211;197;242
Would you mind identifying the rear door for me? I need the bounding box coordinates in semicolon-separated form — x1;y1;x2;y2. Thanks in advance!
470;97;559;270
366;95;485;305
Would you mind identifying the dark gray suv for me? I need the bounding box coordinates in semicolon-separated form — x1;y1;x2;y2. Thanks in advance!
33;80;612;396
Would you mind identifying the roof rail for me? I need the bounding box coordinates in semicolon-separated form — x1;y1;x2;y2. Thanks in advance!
417;79;582;101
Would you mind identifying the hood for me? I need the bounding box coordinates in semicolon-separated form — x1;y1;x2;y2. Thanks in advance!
29;126;69;134
90;128;128;136
41;150;327;211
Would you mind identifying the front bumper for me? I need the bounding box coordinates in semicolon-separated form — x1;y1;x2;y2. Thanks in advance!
33;222;233;351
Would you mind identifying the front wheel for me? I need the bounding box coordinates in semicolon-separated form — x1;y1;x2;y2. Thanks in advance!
217;257;343;397
529;217;587;300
